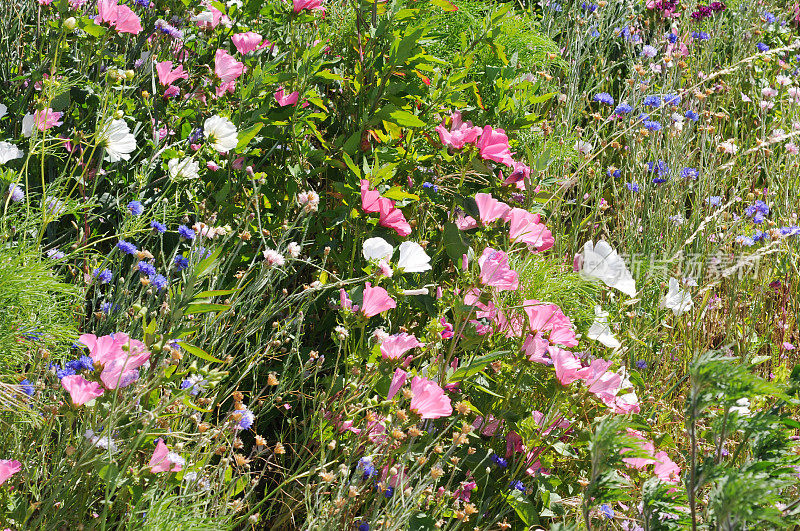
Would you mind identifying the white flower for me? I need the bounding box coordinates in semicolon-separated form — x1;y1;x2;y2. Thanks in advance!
99;119;137;162
587;305;621;349
362;237;394;261
662;277;693;316
397;241;431;273
21;113;35;138
718;140;738;154
263;248;285;267
0;141;23;164
168;157;200;180
287;242;301;258
578;240;636;297
574;139;593;156
204;115;238;153
0;103;6;119
84;429;118;453
730;397;751;417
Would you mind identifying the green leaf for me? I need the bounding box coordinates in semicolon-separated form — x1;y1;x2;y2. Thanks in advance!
388;110;426;128
194;289;237;298
449;351;508;382
180;342;224;363
78;17;106;38
383;187;419;202
185;302;230;314
443;222;469;263
182;396;213;413
504;490;539;526
195;246;225;278
430;0;458;11
342;152;360;178
236;122;263;150
98;464;119;484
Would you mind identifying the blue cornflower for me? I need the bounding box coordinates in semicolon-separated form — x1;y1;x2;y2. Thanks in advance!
548;3;562;11
744;200;769;223
607;168;621;178
680;167;699;179
764;12;776;24
151;220;167;234
685;110;699;121
192;246;212;259
647;160;670;177
188;127;204;143
664;94;681;105
510;480;525;492
180;375;206;396
491;454;508;468
134;0;149;6
666;32;678;44
780;225;800;237
581;2;597;12
383;486;394;498
706;196;722;207
422;182;438;193
358;457;376;480
652;177;667;184
137;261;157;276
643;95;661;108
174;255;189;271
614;103;632;114
643;120;662;131
752;230;768;242
626;182;640;193
78;355;95;371
593;92;615;106
736;235;755;247
46;249;65;260
177;225;195;240
150;274;169;291
234;409;255;430
757;42;770;53
93;268;113;284
117;240;138;255
358;523;370;531
8;184;24;202
19;379;35;397
65;359;83;372
692;32;710;41
601;504;614;519
101;301;116;314
56;366;76;380
635;360;647;370
641;45;658;58
128;201;144;216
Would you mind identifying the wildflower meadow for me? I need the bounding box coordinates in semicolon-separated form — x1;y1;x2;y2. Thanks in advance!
2;0;800;529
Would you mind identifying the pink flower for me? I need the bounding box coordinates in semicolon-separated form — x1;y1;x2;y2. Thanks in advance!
477;247;519;291
214;49;245;84
474;193;511;225
275;87;300;107
149;439;183;473
455;211;478;230
409;376;452;419
522;300;577;347
61;375;104;406
503;161;531;186
550;347;582;385
360;179;385;213
440;318;454;339
579;359;621;404
78;333;150;390
507;208;554;252
155;61;188;86
97;0;142;34
653;451;681;483
231;32;266;54
378;198;412;237
293;0;325;14
0;460;21;485
505;431;524;458
476;125;514;166
387;368;407;399
339;288;357;312
435;111;482;149
33;108;63;131
620;429;656;469
380;333;423;360
474;415;502;436
361;282;396;317
522;332;549;363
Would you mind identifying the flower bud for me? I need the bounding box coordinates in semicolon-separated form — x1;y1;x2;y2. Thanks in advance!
64;17;77;30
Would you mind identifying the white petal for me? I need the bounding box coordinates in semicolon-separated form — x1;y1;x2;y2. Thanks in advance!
579;240;636;297
362;237;393;261
397;241;431;273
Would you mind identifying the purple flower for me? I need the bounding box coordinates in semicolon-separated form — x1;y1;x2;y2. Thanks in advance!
150;274;169;291
626;182;640;192
174;255;189;270
150;220;167;233
643;95;661;108
93;268;113;284
593;92;615;106
177;225;195;240
117;240;138;255
614;103;632;114
8;184;24;202
757;43;770;53
128;201;144;216
234;408;254;430
137;261;156;276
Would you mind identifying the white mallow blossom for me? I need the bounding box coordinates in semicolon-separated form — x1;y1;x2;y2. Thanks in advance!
362;237;394;261
662;277;693;316
587;305;621;349
0;141;23;164
397;241;431;273
99;118;137;162
204;115;238;153
21;114;35;138
84;429;118;453
168;157;200;180
0;103;6;119
578;240;636;297
729;398;751;417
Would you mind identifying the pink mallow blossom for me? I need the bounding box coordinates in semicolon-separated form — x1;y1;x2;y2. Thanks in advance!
232;32;267;54
97;0;142;34
550;347;582;385
149;439;184;473
477;247;519;291
507;208;554;252
155;61;188;86
380;333;423;360
275;87;300;107
409;376;452;419
361;282;396;317
293;0;325;14
435;110;482;149
474;192;511;225
387;368;408;399
78;332;150;390
61;375;104;406
0;460;21;485
476;125;514;166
